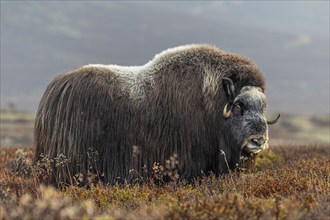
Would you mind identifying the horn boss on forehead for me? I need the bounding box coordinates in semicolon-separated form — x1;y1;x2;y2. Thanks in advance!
34;44;270;186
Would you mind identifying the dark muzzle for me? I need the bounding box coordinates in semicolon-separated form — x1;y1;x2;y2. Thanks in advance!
242;134;269;154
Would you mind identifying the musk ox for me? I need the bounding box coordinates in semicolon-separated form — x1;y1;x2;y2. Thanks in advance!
34;44;279;186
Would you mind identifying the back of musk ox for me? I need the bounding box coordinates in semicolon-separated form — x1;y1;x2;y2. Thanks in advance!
34;44;279;186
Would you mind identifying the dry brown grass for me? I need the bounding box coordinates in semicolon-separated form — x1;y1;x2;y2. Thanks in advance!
0;144;329;219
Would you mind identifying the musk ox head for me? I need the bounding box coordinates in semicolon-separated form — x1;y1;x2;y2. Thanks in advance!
222;77;280;156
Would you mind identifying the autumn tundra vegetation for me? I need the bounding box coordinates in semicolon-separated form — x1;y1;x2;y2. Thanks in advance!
0;144;329;219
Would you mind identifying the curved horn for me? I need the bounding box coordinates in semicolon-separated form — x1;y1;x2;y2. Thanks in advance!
223;103;231;119
267;114;280;125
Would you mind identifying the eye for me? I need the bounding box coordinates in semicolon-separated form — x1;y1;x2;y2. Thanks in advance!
233;102;243;115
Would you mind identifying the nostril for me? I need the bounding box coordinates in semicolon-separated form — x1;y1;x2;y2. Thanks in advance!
252;138;265;147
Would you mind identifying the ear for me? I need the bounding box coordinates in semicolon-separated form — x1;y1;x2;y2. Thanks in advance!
222;77;235;101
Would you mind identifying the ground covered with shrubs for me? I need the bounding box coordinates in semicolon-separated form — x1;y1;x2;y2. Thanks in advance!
0;145;329;219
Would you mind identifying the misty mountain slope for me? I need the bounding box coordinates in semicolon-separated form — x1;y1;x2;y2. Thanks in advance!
1;1;329;114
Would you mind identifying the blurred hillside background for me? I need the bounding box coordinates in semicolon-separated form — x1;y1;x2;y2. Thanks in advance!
0;1;329;146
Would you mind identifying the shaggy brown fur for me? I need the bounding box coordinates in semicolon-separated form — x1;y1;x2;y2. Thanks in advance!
34;44;266;185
